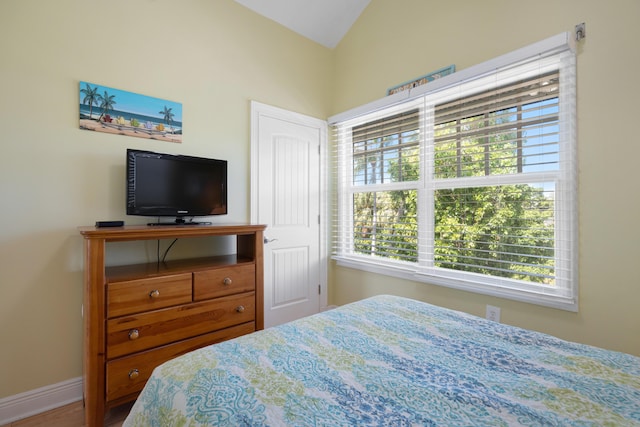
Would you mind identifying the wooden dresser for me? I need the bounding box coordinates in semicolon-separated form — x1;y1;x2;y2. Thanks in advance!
78;224;266;427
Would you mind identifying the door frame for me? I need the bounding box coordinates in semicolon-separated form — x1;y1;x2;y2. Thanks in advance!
249;100;329;311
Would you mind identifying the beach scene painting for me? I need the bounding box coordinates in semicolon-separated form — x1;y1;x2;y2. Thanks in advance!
387;65;456;96
79;81;183;143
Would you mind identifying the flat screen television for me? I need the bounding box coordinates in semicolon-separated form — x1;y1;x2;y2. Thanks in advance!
126;149;227;224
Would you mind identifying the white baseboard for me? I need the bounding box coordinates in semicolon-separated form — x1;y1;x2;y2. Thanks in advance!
0;377;82;424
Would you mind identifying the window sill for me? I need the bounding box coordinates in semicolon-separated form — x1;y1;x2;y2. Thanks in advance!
333;255;578;312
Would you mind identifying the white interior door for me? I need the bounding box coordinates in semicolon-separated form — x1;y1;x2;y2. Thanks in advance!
250;101;327;328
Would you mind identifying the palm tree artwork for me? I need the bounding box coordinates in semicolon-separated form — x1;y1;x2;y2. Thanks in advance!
97;90;116;123
79;81;183;143
160;106;175;133
80;83;99;120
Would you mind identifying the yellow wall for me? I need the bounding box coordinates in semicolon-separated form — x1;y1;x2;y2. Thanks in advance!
0;0;331;398
329;0;640;357
1;0;639;403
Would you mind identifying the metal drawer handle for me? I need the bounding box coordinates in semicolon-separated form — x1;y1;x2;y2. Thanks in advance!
223;277;232;286
236;305;245;313
128;369;139;380
149;289;160;299
128;329;139;340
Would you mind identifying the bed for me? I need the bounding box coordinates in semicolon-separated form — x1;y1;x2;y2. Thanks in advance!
123;295;640;426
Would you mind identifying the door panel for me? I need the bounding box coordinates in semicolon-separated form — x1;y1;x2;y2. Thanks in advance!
272;246;309;306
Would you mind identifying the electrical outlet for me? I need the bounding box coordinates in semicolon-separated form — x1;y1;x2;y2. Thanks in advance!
486;305;501;322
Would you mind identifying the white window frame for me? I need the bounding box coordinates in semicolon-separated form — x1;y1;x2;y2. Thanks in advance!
331;33;578;311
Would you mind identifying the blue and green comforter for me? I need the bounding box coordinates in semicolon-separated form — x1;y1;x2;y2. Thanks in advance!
124;295;640;426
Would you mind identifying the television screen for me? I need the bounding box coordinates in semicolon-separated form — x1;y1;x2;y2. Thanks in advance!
127;149;227;222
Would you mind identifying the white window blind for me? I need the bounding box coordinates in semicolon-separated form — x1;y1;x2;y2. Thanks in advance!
350;107;421;262
331;33;577;310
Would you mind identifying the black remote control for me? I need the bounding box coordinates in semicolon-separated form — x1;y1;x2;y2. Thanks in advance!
95;220;124;228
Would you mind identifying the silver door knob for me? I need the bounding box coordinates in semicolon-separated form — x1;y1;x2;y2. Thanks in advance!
264;236;278;244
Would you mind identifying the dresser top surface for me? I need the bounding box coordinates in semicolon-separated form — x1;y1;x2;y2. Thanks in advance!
79;223;266;241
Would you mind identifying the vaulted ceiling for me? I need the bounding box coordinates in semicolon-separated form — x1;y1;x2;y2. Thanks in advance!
234;0;371;49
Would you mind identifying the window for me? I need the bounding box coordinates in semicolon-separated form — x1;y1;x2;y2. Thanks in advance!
351;109;420;263
431;72;560;285
332;35;577;310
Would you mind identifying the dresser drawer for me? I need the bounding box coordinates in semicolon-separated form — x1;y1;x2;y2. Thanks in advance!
193;264;255;301
106;292;256;359
107;273;192;318
106;321;256;401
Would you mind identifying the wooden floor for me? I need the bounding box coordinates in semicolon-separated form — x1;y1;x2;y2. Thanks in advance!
1;401;132;427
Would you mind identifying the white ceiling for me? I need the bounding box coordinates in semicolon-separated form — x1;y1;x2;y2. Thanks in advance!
234;0;370;49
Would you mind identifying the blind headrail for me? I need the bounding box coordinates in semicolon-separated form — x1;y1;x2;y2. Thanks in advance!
328;32;573;125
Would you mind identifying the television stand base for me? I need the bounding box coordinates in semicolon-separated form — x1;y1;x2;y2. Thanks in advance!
147;219;213;226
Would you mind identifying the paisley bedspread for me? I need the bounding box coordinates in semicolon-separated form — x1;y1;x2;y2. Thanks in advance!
123;295;640;426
